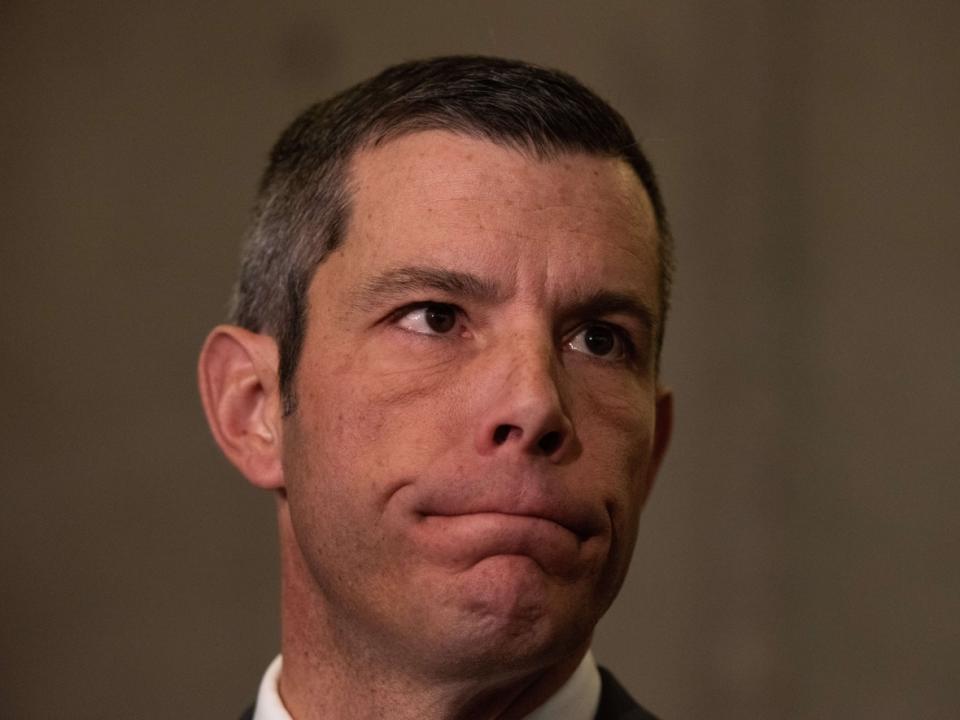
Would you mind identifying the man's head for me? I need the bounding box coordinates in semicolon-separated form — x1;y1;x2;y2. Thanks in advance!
229;55;673;415
199;56;674;705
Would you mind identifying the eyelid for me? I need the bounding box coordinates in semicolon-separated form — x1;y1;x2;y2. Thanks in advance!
389;301;465;336
387;300;465;320
564;322;637;362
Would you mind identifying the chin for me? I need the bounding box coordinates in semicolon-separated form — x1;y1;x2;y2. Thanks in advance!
426;555;595;674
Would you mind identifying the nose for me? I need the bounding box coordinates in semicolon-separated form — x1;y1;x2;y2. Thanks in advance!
473;342;580;463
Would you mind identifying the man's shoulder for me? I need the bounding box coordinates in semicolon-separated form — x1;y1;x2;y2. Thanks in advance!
596;666;660;720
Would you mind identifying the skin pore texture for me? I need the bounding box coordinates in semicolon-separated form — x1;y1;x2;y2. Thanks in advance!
200;130;672;720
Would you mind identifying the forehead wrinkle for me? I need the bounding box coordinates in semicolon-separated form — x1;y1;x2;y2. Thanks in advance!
340;132;659;318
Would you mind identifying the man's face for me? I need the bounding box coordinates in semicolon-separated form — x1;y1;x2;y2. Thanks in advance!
280;130;670;675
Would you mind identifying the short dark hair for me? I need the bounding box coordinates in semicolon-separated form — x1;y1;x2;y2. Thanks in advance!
230;55;673;415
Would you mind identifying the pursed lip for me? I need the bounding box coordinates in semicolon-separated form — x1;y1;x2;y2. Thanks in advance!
410;491;607;543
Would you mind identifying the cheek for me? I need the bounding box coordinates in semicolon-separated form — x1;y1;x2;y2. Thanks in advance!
295;344;470;475
283;353;473;580
575;375;657;464
583;399;656;594
573;380;658;519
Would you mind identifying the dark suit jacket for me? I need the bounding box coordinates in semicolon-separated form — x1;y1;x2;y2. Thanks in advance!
239;666;658;719
595;668;659;719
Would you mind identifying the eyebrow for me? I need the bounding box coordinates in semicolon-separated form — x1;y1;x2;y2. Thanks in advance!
350;264;657;334
561;290;657;335
351;265;504;311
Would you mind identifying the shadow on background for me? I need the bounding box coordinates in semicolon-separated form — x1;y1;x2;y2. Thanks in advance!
2;2;958;717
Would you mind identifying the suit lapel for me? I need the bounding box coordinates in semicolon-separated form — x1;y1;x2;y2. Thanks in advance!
594;667;660;720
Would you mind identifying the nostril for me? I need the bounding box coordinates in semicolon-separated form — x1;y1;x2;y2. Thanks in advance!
493;424;514;445
537;431;562;455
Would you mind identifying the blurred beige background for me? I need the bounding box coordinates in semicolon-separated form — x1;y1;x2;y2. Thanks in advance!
2;1;958;718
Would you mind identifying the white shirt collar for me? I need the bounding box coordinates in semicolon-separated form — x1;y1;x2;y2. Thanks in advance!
252;655;290;720
252;651;601;720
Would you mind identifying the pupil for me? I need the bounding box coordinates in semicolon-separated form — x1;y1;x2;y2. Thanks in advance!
584;326;615;355
425;305;455;333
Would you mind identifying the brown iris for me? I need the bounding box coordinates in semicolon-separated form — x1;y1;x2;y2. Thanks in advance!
583;325;616;356
425;304;456;333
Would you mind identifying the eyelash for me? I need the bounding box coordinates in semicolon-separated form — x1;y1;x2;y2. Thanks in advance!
569;322;638;363
387;301;638;363
387;301;466;327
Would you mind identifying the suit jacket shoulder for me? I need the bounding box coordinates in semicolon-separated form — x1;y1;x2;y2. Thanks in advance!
595;667;660;720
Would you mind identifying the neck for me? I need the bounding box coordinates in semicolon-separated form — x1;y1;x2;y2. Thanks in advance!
278;639;587;720
275;507;590;720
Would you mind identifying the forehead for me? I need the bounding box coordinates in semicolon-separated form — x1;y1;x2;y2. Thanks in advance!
331;130;659;308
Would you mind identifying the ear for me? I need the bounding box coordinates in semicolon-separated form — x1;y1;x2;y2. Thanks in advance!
197;325;285;490
647;386;674;489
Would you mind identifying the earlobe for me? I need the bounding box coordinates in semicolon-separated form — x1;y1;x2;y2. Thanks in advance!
197;325;285;490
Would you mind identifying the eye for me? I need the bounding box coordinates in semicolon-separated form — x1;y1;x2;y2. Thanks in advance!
395;303;459;336
566;323;629;361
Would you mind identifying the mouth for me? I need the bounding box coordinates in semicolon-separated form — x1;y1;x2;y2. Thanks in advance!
400;483;610;577
380;469;612;570
409;480;606;535
420;508;597;543
409;510;592;575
